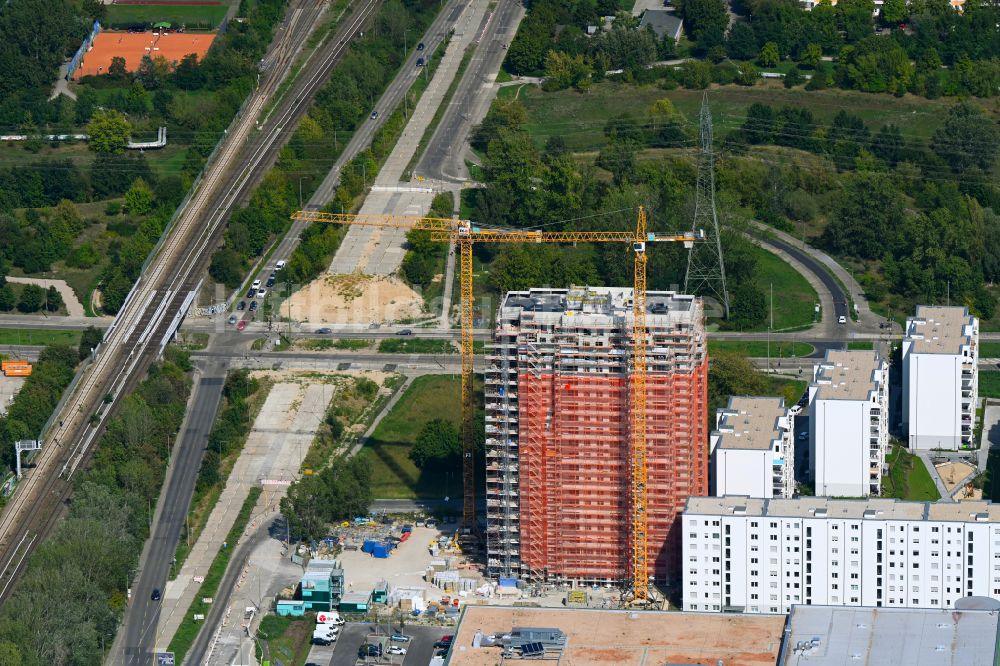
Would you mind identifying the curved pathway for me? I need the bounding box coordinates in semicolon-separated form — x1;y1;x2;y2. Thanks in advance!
6;277;85;317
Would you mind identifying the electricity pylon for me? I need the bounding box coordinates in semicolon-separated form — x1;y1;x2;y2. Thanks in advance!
685;93;729;318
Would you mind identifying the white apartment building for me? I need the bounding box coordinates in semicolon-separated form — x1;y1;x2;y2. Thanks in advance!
902;305;978;451
808;350;888;497
710;396;795;499
683;495;1000;615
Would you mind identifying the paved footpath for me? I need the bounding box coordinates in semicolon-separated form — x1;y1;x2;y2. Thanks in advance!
154;381;335;650
6;277;86;317
329;0;492;277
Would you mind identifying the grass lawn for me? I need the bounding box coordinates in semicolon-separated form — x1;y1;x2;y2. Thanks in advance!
333;338;373;350
104;4;229;28
747;243;819;331
980;371;1000;399
979;342;1000;358
707;340;814;357
514;80;965;152
378;338;456;354
766;376;808;406
847;341;874;350
362;375;470;499
883;444;940;501
255;616;313;666
0;329;81;347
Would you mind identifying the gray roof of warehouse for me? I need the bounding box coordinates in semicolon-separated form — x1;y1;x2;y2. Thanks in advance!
778;605;1000;666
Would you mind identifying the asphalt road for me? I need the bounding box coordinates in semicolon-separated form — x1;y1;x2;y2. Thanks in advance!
325;623;452;666
753;231;849;325
414;0;525;182
185;519;276;665
114;356;229;665
237;0;467;322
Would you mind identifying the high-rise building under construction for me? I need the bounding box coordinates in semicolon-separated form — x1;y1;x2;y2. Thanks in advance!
485;286;709;585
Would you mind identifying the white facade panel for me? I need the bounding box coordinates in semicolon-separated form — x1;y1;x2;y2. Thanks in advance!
903;305;978;450
683;497;1000;615
812;400;866;496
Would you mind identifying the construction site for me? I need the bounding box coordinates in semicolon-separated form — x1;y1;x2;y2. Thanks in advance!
485;287;709;587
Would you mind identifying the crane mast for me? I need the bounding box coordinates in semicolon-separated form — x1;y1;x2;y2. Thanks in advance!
291;207;700;600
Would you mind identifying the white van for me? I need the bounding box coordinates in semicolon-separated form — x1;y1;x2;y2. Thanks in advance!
312;626;337;645
317;610;345;626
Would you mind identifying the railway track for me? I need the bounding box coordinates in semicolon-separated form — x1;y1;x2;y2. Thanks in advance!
0;0;383;607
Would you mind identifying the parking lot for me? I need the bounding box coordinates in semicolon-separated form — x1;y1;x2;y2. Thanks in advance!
306;622;452;666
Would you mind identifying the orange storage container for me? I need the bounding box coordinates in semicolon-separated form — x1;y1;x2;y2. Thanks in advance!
4;365;32;377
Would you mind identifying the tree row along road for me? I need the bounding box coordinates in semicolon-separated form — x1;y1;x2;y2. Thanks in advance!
0;0;385;604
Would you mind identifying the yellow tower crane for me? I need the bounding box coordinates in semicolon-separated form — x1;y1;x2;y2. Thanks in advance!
291;207;701;601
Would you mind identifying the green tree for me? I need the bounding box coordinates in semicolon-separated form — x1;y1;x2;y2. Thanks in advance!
728;281;768;328
837;0;874;43
209;248;245;289
87;109;131;155
17;284;45;312
125;79;150;115
45;286;63;312
79;326;104;360
742;102;776;144
173;53;206;89
821;172;903;259
800;43;823;68
598;23;657;71
108;56;127;79
681;0;730;50
542;50;592;91
871;123;903;165
759;41;780;67
0;285;14;312
784;66;804;87
124;178;154;215
736;61;760;85
932;102;999;174
880;0;907;24
410;419;460;471
136;54;169;90
726;21;758;60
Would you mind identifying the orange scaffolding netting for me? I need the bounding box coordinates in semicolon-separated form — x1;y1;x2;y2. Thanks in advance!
518;362;709;582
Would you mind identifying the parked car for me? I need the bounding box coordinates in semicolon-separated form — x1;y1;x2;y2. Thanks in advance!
275;260;287;271
317;327;333;334
249;301;258;311
252;279;262;290
397;328;413;336
255;289;266;299
228;314;238;325
390;634;411;643
151;588;161;601
358;644;382;658
237;300;246;311
434;636;453;648
838;315;847;324
246;288;255;299
237;320;247;331
388;646;407;655
266;277;275;288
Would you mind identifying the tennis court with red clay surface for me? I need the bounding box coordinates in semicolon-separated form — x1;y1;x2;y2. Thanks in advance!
73;31;216;79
